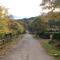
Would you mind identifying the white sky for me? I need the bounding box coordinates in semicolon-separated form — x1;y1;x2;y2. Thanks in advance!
0;0;42;19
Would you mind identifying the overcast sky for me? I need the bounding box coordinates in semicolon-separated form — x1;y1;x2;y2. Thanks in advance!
0;0;42;19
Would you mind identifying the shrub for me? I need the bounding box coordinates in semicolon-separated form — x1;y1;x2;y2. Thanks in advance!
52;32;60;40
0;32;5;39
52;32;60;48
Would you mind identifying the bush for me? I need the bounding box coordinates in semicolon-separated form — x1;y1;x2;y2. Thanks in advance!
52;32;60;48
0;32;5;39
52;32;60;40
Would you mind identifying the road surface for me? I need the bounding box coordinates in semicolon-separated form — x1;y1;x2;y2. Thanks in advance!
0;33;54;60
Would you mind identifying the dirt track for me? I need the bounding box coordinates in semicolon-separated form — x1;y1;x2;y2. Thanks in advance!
0;33;54;60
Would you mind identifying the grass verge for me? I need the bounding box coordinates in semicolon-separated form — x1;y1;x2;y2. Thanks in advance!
41;40;60;60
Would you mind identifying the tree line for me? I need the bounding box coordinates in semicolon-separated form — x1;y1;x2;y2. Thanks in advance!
0;6;25;46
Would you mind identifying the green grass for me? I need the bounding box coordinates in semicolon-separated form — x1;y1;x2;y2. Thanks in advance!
41;40;60;60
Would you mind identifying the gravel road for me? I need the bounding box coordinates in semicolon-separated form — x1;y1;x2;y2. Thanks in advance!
0;33;54;60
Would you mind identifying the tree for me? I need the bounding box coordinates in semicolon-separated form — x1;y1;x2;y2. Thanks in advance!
28;16;47;34
40;0;60;26
41;0;60;12
0;6;8;19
